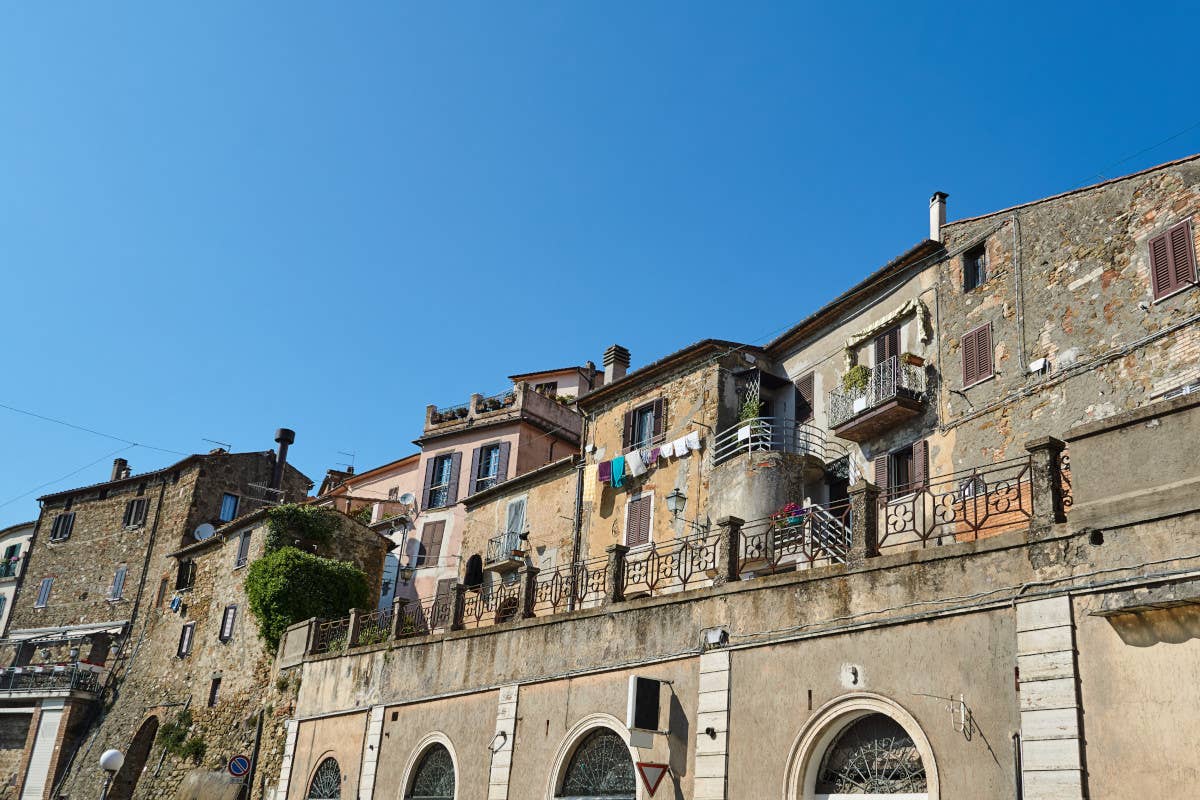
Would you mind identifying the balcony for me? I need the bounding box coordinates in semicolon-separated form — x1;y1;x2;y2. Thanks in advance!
828;356;928;443
422;382;583;443
0;663;102;696
712;417;849;467
485;531;524;572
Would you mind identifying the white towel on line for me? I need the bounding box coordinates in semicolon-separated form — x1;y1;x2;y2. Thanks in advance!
627;449;647;477
685;431;702;452
673;437;689;458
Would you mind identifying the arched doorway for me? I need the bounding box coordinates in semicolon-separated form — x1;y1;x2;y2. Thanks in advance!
556;727;636;799
107;716;159;800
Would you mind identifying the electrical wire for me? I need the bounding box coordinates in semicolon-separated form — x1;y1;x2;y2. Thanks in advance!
0;401;188;456
0;445;136;510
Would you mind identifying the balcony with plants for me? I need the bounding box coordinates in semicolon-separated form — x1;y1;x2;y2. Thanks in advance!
828;354;928;442
422;381;583;442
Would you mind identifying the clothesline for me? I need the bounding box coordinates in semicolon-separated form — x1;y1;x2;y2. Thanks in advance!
597;430;703;488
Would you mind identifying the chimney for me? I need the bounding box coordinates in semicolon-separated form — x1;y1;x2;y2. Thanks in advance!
929;192;948;242
110;458;129;482
270;428;296;491
603;345;630;385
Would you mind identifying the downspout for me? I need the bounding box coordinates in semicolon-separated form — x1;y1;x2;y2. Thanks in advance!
1012;732;1024;800
568;415;588;611
1012;211;1028;369
244;708;265;800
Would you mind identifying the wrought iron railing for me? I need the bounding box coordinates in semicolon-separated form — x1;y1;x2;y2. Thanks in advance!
0;664;102;694
712;417;850;466
0;558;22;579
828;356;927;428
486;532;523;565
395;594;455;640
620;532;721;598
461;580;523;628
1059;450;1073;512
531;557;609;615
312;616;351;654
738;501;852;573
357;608;392;646
878;456;1033;549
474;391;517;414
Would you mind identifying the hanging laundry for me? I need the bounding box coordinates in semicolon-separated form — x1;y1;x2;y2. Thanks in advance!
612;455;626;488
627;449;647;477
649;447;661;463
685;431;702;452
639;448;653;469
597;460;612;484
673;437;689;458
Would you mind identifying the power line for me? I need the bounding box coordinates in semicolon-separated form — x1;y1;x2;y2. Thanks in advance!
0;401;188;456
1091;119;1200;182
0;445;136;510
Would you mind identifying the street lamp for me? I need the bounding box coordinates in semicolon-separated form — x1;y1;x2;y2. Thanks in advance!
99;749;124;800
665;488;687;519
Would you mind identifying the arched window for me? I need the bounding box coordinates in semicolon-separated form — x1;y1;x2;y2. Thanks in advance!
307;757;341;799
464;554;484;589
815;713;926;797
406;744;455;799
557;728;635;799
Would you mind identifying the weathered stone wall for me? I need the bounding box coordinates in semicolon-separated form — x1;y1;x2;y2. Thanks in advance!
0;713;31;796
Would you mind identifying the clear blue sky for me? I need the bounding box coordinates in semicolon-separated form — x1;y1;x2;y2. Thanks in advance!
2;1;1197;527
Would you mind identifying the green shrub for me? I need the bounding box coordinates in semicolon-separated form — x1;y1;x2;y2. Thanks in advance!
357;625;390;646
841;364;871;393
264;504;342;554
157;710;206;763
245;546;370;649
350;505;373;526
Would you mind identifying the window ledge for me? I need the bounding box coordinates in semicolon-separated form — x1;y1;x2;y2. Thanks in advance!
961;373;995;391
1152;281;1196;305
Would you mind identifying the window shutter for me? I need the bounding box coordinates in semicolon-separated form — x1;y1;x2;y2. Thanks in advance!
445;452;463;505
110;566;127;599
122;502;132;527
912;440;929;489
795;373;815;423
622;410;636;449
875;327;900;366
873;456;888;490
506;499;527;535
962;328;980;386
496;442;511;484
467;447;482;496
977;324;994;381
421;458;437;509
1150;230;1172;299
626;497;650;547
423;522;445;566
1169;220;1197;291
651;399;666;439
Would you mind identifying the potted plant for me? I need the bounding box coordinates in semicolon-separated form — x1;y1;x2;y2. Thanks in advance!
455;407;469;419
771;501;805;528
901;352;925;367
841;364;871;394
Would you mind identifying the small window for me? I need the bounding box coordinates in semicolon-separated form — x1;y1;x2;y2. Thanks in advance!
35;577;53;608
219;605;237;642
219;493;240;523
207;676;221;707
108;565;128;600
235;532;252;569
428;455;455;509
387;487;399;501
475;444;502;493
963;243;988;291
155;577;169;608
1149;219;1198;301
419;522;445;568
623;400;665;451
535;381;559;397
889;445;914;495
49;513;75;542
961;323;994;388
175;559;196;591
123;498;148;528
177;622;195;658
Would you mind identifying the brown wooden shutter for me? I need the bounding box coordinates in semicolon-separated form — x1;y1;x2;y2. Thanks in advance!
795;373;815;423
466;447;482;496
422;521;446;566
977;324;994;381
626;496;650;547
875;327;900;366
622;410;636;449
421;458;437;509
445;451;463;505
1150;230;1172;299
874;456;888;490
1169;220;1197;290
962;328;980;386
651;399;666;439
496;442;511;483
912;440;928;489
122;502;132;527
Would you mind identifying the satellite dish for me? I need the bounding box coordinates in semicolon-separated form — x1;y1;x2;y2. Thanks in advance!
193;523;216;541
398;493;416;505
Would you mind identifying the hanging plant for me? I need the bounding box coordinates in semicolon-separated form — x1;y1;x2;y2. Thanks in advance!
841;364;871;393
738;395;764;423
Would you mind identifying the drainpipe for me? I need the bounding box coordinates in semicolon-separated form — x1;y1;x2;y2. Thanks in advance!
1012;732;1023;800
1012;211;1029;370
568;416;588;611
243;708;265;800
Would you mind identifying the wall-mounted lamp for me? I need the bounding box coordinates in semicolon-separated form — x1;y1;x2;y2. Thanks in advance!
665;488;687;519
488;730;508;754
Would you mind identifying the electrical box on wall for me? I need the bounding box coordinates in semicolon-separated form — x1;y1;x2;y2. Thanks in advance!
627;675;664;748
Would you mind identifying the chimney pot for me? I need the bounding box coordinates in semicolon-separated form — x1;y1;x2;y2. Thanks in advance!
270;428;296;491
110;458;129;483
929;192;948;242
603;345;631;385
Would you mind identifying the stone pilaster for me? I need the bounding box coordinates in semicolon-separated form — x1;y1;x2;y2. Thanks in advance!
694;650;731;800
1025;437;1067;528
714;517;743;586
487;684;520;800
358;705;385;800
847;480;881;564
605;545;629;604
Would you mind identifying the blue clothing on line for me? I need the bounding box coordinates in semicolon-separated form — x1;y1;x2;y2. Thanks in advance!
612;455;625;488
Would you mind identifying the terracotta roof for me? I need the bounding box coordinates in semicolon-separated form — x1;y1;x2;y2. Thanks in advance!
577;339;763;409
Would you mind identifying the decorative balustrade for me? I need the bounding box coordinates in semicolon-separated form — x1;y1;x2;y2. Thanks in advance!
877;456;1034;550
828;356;927;430
395;593;456;639
486;531;523;565
531;557;609;615
738;501;853;573
620;532;722;599
357;607;393;646
461;580;523;628
712;418;850;466
0;663;102;694
474;391;517;414
1059;450;1073;512
312;615;351;654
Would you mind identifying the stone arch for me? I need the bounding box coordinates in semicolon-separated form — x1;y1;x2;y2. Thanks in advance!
107;715;159;800
546;713;640;800
782;692;939;800
400;732;458;799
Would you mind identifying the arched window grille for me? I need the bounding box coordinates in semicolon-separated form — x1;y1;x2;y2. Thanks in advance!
557;728;635;799
815;713;927;796
306;757;342;799
407;744;455;800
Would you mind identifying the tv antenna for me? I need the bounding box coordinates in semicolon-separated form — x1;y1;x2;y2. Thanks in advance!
337;450;356;470
203;438;232;451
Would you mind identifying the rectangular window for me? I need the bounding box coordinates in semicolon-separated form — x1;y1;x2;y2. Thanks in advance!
35;577;53;608
427;455;455;508
1;544;21;579
123;498;148;528
177;622;195;658
874;326;900;367
875;441;928;499
505;498;527;536
175;559;196;591
219;605;237;642
889;446;914;495
1150;219;1198;300
49;513;75;542
625;494;652;547
156;577;169;608
207;676;221;707
475;444;501;493
963;243;988;291
961;323;995;388
387;487;399;501
219;493;240;523
534;381;559;397
622;400;665;451
235;532;252;569
108;565;127;600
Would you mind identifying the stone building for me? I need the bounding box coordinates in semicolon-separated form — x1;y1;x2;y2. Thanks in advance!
0;522;34;637
0;432;312;800
271;155;1200;800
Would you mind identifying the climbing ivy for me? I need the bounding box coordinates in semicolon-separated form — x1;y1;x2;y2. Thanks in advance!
264;504;342;554
157;709;207;764
244;546;369;649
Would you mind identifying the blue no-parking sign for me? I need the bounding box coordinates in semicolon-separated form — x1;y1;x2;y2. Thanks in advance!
228;755;251;777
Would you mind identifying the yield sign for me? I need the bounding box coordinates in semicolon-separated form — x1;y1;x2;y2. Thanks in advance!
636;762;668;795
